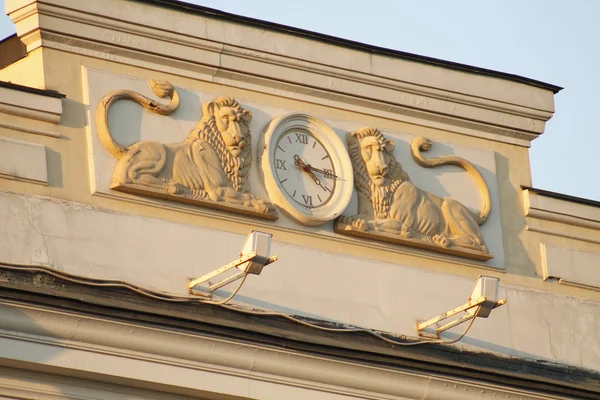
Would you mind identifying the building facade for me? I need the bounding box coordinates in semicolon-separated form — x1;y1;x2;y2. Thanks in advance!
0;0;599;399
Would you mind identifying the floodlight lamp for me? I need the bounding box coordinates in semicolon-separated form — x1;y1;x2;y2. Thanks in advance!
188;230;278;296
416;275;506;339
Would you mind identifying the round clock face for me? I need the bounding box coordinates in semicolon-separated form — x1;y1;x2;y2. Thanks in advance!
274;131;336;209
259;113;354;226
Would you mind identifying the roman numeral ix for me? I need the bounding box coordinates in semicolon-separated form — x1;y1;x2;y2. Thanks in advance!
276;159;287;170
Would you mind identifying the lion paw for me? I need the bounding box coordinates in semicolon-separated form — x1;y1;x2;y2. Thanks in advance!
250;198;271;214
340;216;366;231
399;224;412;238
167;182;185;196
238;193;274;214
353;218;367;231
432;233;451;248
189;190;208;201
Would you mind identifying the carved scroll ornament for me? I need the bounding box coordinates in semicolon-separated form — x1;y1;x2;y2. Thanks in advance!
95;79;277;219
335;127;492;261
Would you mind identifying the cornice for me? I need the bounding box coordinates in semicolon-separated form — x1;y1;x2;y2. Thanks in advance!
523;189;600;231
6;0;557;147
0;296;590;400
0;82;62;124
138;0;563;93
0;265;598;399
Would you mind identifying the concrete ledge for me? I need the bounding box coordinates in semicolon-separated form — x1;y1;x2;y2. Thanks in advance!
0;82;63;124
0;136;47;185
0;279;597;399
541;243;600;290
524;188;600;231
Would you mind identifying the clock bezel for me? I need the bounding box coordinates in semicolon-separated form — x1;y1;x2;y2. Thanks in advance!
259;113;354;226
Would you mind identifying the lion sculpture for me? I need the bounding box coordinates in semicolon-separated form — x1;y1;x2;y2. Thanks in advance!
95;79;275;217
337;127;491;255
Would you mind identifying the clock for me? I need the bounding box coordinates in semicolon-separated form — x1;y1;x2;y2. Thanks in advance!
259;113;354;226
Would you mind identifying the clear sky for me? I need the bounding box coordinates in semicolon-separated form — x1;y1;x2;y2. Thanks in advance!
1;0;598;200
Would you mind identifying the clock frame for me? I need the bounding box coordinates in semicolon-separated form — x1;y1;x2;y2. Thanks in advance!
259;113;354;226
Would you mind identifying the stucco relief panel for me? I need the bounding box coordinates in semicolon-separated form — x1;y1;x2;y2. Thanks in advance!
84;69;504;267
336;128;493;261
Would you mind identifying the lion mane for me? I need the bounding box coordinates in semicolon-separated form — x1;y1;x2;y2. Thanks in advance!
347;127;409;219
187;96;252;193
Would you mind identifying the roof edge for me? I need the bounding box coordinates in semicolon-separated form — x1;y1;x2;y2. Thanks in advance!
523;186;600;208
134;0;563;94
0;80;66;99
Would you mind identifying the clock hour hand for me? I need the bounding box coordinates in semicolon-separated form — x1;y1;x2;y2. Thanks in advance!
304;165;343;181
293;155;342;180
293;155;328;192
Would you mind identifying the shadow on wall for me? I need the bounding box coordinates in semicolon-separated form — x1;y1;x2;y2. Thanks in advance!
60;98;88;130
494;152;537;278
393;137;452;199
45;147;63;188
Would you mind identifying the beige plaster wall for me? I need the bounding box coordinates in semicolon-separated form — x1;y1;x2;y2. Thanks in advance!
0;46;560;291
2;0;600;378
3;188;600;373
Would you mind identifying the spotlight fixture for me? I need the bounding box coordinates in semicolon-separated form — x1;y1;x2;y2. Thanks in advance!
416;275;507;338
189;230;278;296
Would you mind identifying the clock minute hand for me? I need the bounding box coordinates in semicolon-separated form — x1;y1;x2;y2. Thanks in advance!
293;155;328;192
304;164;344;181
302;166;329;192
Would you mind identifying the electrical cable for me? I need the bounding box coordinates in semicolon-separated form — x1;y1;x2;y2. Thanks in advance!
0;262;475;347
220;303;476;346
196;273;248;305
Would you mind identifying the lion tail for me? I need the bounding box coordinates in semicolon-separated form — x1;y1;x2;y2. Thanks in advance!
410;137;491;225
95;79;180;159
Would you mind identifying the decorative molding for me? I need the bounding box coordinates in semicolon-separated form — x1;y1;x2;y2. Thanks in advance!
0;121;60;138
7;0;555;146
523;189;600;231
0;83;62;124
523;189;600;248
0;299;579;400
0;136;47;185
526;209;600;231
335;128;492;261
95;79;277;219
526;226;600;246
46;31;536;147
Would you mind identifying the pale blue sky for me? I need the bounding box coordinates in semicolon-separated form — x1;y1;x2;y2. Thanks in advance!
1;1;597;200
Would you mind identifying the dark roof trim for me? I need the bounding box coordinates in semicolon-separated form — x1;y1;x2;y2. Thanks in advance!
135;0;562;94
0;81;65;99
523;186;600;208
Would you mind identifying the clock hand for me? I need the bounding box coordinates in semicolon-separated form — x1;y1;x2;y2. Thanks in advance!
293;155;328;192
293;154;306;168
304;164;344;181
294;155;343;181
302;165;329;192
